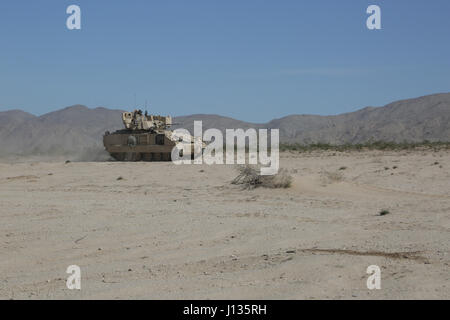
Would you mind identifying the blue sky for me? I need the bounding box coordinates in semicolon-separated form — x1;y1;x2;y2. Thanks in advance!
1;0;449;122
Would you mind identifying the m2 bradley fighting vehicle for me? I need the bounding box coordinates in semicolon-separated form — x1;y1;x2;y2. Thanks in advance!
103;109;201;161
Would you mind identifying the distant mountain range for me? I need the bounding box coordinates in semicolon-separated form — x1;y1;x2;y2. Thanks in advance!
1;93;449;160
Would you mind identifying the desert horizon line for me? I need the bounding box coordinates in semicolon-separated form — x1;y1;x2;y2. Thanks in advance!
2;91;449;123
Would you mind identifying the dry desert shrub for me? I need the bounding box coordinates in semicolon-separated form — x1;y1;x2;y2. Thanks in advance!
231;165;261;188
232;165;293;189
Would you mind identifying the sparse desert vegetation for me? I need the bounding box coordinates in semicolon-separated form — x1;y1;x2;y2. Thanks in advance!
280;141;450;153
231;165;293;189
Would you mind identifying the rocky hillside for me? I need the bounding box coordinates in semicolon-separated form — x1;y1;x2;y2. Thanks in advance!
1;93;449;160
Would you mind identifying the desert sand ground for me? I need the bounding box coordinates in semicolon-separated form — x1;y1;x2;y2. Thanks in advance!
0;150;449;299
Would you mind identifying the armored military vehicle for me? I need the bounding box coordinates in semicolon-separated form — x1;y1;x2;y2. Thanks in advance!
103;109;201;161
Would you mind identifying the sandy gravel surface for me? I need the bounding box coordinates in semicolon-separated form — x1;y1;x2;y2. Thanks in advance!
0;150;449;299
